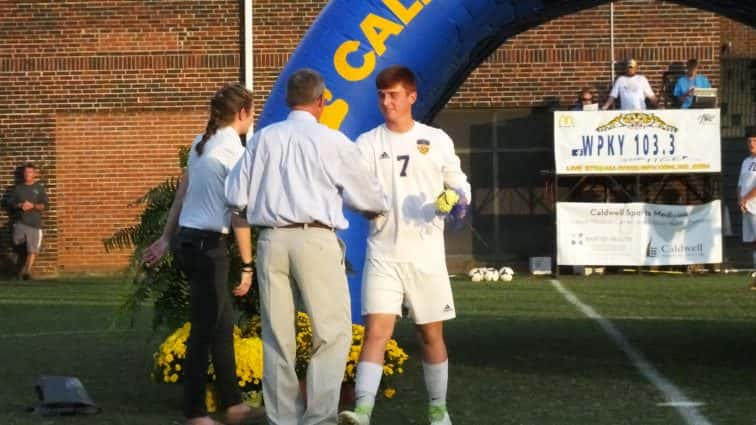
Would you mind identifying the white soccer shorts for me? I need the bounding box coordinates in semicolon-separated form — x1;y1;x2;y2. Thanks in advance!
361;259;455;324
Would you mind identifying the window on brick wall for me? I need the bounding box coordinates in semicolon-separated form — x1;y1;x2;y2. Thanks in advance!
433;108;554;267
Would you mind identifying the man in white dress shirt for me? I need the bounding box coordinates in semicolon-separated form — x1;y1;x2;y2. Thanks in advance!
225;68;388;425
338;66;470;425
737;126;756;289
602;58;657;110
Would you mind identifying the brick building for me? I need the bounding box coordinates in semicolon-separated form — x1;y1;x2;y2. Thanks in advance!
0;0;754;275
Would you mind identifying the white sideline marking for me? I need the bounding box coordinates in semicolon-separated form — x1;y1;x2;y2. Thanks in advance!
659;402;706;407
0;329;132;339
550;280;712;425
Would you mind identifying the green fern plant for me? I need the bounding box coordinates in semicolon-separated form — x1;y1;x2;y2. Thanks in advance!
104;146;259;330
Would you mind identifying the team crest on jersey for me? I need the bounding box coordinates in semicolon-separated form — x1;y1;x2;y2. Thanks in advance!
416;139;431;154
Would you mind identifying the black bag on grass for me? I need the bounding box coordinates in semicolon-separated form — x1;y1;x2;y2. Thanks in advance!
29;375;100;416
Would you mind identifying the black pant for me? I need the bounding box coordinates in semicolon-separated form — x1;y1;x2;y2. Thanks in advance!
174;228;241;419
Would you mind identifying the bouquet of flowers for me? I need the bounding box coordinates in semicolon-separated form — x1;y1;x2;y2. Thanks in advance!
295;312;409;399
153;320;264;412
154;313;409;411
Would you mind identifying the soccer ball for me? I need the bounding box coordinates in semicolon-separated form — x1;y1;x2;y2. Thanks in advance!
500;273;513;282
468;267;481;277
471;271;484;282
485;269;500;282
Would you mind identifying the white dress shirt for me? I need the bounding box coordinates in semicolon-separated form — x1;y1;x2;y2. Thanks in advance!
225;110;388;230
355;122;471;271
179;126;245;233
738;155;756;214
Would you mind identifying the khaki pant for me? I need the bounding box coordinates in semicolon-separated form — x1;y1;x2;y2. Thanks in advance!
256;227;351;425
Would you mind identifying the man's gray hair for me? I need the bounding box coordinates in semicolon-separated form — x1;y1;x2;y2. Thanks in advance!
286;68;325;107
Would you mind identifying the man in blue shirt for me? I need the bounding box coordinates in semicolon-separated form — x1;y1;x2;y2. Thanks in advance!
673;59;711;108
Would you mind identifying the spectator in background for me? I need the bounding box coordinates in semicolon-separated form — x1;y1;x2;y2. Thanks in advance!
570;87;596;111
8;162;48;280
737;126;756;290
673;59;712;109
602;58;657;110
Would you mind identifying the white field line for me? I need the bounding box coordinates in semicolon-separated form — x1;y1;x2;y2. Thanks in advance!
0;329;134;339
550;280;713;425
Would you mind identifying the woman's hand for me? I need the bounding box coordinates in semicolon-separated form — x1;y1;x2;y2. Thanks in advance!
142;237;169;267
233;270;253;296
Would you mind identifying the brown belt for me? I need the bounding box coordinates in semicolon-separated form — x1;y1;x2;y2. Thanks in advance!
275;222;333;231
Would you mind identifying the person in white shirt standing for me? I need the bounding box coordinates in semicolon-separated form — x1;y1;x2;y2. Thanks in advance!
142;83;257;425
225;68;388;425
737;126;756;289
602;58;658;110
338;66;471;425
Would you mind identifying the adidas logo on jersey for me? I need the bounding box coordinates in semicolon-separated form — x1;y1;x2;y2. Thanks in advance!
379;152;389;159
443;304;453;313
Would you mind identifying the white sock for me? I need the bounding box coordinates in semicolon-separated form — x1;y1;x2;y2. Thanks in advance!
423;360;448;407
354;361;383;408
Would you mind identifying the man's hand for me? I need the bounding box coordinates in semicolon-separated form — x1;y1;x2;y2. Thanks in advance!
740;197;748;213
232;271;253;297
21;200;33;211
142;237;169;267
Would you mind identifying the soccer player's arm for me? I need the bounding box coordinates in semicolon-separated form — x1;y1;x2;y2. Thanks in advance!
440;131;471;203
330;133;388;215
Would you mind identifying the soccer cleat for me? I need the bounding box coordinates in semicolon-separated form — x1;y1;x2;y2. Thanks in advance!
338;405;372;425
429;405;452;425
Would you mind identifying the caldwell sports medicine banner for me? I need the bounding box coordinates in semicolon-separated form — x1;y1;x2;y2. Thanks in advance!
554;109;720;174
557;201;722;266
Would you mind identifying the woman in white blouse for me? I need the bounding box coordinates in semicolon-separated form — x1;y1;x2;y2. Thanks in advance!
143;83;256;425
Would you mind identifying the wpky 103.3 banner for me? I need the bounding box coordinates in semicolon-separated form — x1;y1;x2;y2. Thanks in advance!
554;109;721;174
557;201;722;266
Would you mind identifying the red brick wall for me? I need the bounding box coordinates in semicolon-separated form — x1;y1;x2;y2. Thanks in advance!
720;16;756;58
450;1;722;108
0;1;240;275
1;0;752;275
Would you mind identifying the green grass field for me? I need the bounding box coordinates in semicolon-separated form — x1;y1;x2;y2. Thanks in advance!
1;274;755;425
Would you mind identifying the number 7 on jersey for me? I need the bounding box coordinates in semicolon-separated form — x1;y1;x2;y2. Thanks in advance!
397;155;409;177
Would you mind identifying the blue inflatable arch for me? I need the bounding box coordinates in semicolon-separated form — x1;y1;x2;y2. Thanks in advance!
256;0;756;321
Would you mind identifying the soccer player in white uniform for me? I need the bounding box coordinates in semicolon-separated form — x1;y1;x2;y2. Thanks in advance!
737;126;756;289
338;66;470;425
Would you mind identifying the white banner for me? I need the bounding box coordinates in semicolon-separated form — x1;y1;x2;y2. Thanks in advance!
554;109;721;174
557;201;722;266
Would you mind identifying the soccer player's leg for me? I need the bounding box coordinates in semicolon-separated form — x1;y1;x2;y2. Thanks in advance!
406;267;455;425
339;260;402;425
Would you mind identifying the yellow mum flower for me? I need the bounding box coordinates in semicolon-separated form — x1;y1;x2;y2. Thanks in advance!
383;387;396;399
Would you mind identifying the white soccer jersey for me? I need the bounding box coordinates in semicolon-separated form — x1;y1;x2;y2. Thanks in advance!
355;122;471;272
738;155;756;214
